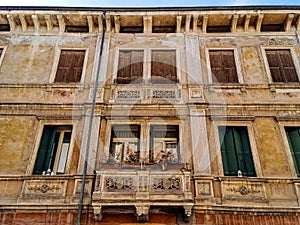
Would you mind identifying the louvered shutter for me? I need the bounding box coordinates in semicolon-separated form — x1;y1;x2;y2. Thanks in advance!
286;127;300;177
266;50;298;82
219;126;238;176
151;50;177;83
55;50;85;83
33;126;57;174
209;50;238;83
236;127;256;176
279;50;298;82
117;50;143;84
219;126;256;177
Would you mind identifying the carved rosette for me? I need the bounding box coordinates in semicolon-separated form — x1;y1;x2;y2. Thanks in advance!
152;177;181;192
105;177;134;191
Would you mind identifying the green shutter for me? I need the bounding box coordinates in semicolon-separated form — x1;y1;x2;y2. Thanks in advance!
33;126;57;175
286;127;300;177
219;126;256;177
238;127;256;176
219;126;238;176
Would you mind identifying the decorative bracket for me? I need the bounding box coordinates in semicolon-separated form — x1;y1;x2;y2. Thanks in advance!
135;205;149;222
183;205;193;223
94;206;103;222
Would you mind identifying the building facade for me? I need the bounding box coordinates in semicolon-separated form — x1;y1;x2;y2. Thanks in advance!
0;6;300;225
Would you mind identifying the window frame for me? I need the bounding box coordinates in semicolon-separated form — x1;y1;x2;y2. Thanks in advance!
27;120;75;175
113;47;181;84
206;47;244;84
50;47;89;83
104;120;183;165
261;46;300;83
212;120;262;177
278;121;300;178
0;46;7;67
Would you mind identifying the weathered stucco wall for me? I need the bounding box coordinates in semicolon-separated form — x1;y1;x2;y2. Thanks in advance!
254;118;290;177
0;116;37;175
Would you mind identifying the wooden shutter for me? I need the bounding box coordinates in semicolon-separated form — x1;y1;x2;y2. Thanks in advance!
55;50;85;83
209;50;238;83
33;126;57;174
286;127;300;177
219;126;256;177
266;50;298;82
151;50;177;83
234;127;256;176
117;50;143;84
219;126;239;176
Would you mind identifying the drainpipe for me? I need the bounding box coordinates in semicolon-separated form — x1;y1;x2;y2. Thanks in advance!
76;10;106;225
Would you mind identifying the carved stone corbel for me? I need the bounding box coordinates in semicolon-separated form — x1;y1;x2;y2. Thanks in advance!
183;205;193;222
94;206;103;222
135;205;149;222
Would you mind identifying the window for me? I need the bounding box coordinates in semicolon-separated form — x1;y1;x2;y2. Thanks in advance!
54;50;85;83
109;125;140;163
150;125;179;163
116;50;144;84
285;127;300;177
151;50;177;84
218;126;256;177
265;49;298;82
33;125;72;175
115;49;178;84
209;50;239;83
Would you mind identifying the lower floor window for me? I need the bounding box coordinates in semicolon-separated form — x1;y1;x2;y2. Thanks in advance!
33;125;72;175
218;126;256;177
285;127;300;177
108;124;180;164
109;125;140;163
150;125;179;163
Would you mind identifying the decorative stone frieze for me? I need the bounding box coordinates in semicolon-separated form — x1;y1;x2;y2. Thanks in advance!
221;179;266;201
109;85;182;103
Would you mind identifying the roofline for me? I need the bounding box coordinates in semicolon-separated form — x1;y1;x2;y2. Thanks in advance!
1;5;300;12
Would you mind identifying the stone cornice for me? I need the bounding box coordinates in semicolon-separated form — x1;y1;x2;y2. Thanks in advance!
0;8;299;34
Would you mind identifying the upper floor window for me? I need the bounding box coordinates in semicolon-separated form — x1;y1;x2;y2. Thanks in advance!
209;50;239;83
151;50;177;84
33;125;72;175
54;50;85;83
218;126;256;177
265;49;299;82
285;127;300;177
114;49;178;84
116;50;143;84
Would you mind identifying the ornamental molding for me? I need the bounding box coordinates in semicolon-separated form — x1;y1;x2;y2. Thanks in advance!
21;180;67;196
27;184;61;193
226;185;261;196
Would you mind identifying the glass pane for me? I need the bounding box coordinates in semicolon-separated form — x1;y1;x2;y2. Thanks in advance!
150;125;179;163
109;125;140;163
56;131;71;173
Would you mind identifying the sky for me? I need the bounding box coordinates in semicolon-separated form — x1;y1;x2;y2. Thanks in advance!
1;0;300;7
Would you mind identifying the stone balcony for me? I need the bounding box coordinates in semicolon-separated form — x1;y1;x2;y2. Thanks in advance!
92;165;193;222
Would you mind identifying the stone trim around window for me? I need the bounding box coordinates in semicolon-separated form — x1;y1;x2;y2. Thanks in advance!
26;120;75;176
261;46;300;84
49;47;89;83
212;120;262;177
205;47;244;84
112;47;181;84
278;121;300;178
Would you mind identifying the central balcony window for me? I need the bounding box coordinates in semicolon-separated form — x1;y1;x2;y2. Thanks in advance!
109;125;140;163
104;122;181;169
